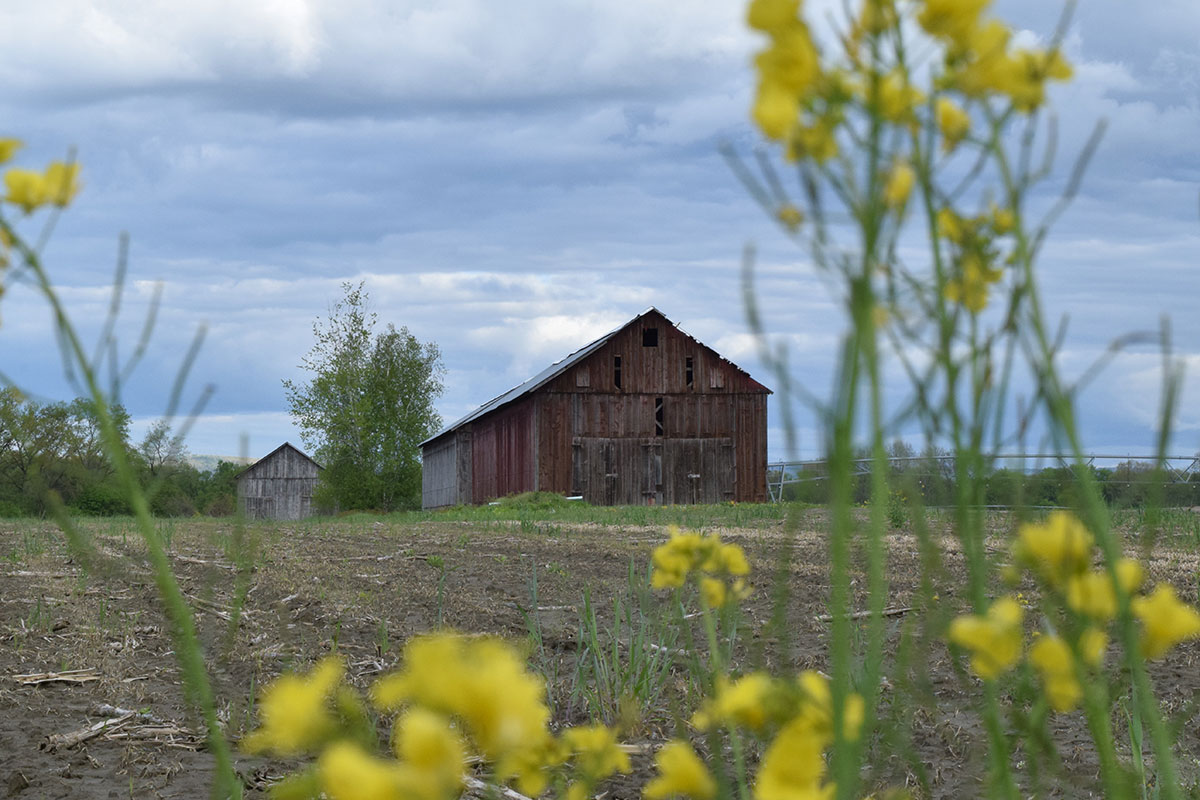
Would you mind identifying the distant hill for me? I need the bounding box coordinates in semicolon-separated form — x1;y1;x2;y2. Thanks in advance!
186;454;256;473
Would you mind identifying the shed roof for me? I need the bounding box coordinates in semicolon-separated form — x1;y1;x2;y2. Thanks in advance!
235;441;324;480
421;307;770;447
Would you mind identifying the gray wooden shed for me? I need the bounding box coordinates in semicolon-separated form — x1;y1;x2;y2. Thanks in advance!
236;442;323;520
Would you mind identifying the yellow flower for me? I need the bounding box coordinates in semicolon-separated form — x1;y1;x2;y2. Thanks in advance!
242;657;344;755
936;207;964;243
5;168;48;214
651;527;751;593
993;48;1072;112
943;251;1002;312
947;19;1013;94
747;0;799;33
644;740;717;800
754;79;801;141
371;633;550;770
989;203;1014;234
756;24;821;93
1079;627;1108;668
319;741;407;800
393;708;465;799
882;161;915;209
0;138;22;164
706;541;751;576
948;596;1023;680
876;70;924;123
562;724;631;781
1065;560;1147;621
693;672;780;732
936;97;970;151
1113;557;1144;594
1013;511;1093;585
1132;584;1200;660
777;204;804;231
44;161;81;207
916;0;991;48
852;0;897;38
701;576;728;608
755;717;832;800
787;121;839;163
795;670;864;742
1029;635;1082;712
1065;571;1116;621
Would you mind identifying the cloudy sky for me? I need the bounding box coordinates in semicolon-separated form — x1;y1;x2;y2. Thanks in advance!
2;0;1198;464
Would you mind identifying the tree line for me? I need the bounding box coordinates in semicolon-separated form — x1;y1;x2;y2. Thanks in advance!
775;441;1200;509
0;387;240;518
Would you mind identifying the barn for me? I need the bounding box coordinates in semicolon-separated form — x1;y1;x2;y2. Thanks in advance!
236;442;323;520
420;308;771;509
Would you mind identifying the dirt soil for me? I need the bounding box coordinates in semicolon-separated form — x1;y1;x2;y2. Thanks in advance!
2;512;1200;799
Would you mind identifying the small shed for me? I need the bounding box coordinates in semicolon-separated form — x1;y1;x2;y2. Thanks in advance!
421;308;771;508
236;442;323;520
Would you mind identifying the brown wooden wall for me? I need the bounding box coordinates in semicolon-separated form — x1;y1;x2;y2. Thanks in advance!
535;311;769;503
470;397;536;504
542;310;768;397
427;310;769;506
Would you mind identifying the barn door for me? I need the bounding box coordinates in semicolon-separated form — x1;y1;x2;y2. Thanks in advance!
245;496;274;520
664;440;701;505
669;439;733;504
572;439;618;505
641;442;663;505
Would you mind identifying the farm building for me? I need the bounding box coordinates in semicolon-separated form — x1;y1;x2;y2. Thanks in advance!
236;442;323;520
421;308;771;509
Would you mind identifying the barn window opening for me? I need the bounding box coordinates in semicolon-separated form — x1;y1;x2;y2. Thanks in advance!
614;355;622;388
655;397;664;436
643;327;658;347
685;357;694;388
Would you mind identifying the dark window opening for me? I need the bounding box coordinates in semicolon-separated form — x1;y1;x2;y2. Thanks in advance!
654;397;664;436
614;355;622;389
643;327;658;347
685;357;694;388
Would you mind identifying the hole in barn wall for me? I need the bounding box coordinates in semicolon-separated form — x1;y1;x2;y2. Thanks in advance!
685;356;694;388
643;328;658;347
614;355;622;389
655;397;664;436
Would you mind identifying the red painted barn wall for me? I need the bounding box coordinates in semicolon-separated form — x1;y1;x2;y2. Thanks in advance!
470;396;536;503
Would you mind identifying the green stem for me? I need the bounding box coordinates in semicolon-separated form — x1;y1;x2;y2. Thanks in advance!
14;231;241;799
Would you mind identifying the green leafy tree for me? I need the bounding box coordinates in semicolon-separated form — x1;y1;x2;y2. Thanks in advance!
283;282;444;511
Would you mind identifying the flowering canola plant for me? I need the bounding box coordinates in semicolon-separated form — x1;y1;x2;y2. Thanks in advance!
244;632;631;800
0;138;83;312
945;512;1200;715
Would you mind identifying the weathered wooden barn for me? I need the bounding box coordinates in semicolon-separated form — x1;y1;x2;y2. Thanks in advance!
421;308;770;509
236;442;323;520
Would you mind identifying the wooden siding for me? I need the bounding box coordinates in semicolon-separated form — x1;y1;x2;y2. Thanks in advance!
237;443;322;520
542;311;767;397
424;308;770;506
422;429;475;509
569;437;734;505
470;398;536;503
535;311;769;503
421;436;458;509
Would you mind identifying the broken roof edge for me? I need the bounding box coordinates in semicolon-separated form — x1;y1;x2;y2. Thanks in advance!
419;307;771;448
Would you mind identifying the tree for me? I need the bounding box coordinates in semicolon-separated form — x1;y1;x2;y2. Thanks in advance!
283;282;445;511
138;419;189;476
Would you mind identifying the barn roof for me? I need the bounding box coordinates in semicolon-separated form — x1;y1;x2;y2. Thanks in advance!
421;307;770;448
235;441;323;480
